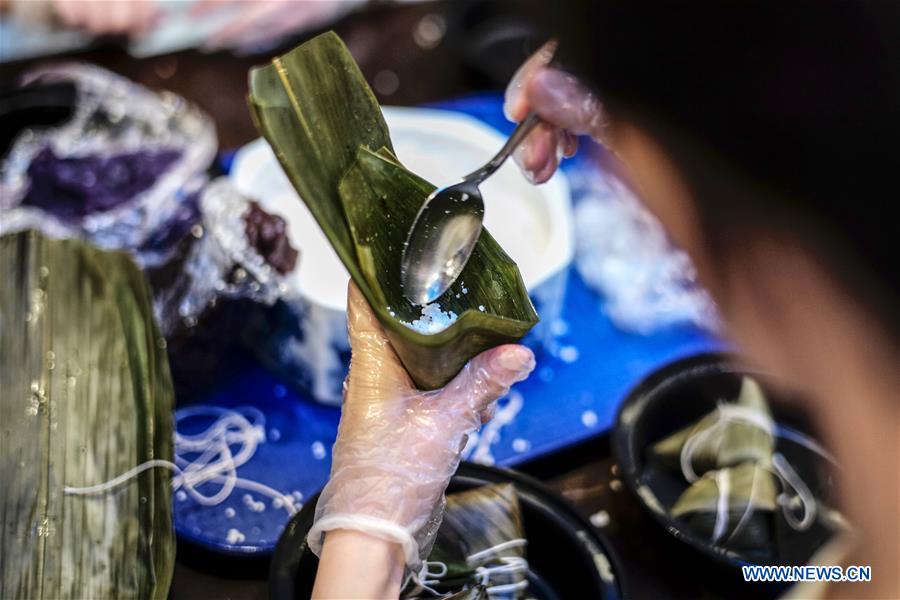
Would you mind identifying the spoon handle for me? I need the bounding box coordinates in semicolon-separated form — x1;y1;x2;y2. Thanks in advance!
463;112;542;183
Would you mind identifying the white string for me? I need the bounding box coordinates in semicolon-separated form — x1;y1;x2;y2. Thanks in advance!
420;560;448;583
64;405;299;516
412;539;530;597
484;579;529;595
474;556;529;587
680;402;775;483
410;563;450;597
725;460;760;546
466;538;527;564
63;459;180;494
771;452;817;531
468;539;529;595
711;469;730;543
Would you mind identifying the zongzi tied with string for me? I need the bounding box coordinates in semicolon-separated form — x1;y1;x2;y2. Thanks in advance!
248;31;538;390
647;374;845;561
403;483;528;599
670;461;777;558
444;585;490;600
650;377;774;476
0;231;175;599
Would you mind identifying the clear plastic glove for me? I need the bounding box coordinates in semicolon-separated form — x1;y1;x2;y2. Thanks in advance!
191;0;365;52
308;282;536;573
504;40;612;184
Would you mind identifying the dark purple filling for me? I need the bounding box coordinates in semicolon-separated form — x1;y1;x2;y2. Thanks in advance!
22;146;182;220
243;200;298;274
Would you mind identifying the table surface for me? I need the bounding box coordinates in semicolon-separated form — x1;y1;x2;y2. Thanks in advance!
1;3;772;598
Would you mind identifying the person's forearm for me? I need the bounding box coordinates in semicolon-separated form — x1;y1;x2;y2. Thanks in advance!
312;529;405;599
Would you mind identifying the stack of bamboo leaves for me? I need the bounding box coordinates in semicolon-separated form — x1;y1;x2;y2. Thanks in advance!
0;231;175;599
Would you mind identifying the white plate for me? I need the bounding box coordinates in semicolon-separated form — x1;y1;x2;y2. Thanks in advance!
230;106;573;312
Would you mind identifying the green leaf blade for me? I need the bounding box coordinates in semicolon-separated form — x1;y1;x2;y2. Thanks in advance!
248;32;538;390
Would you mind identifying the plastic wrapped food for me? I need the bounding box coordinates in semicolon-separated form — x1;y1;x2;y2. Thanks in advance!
0;63;215;263
144;178;300;398
147;177;297;336
248;31;537;391
0;230;175;599
22;146;182;219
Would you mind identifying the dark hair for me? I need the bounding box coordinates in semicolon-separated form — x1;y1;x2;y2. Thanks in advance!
533;0;900;336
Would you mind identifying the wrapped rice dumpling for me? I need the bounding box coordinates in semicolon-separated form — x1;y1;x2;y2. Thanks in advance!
403;483;528;599
650;377;774;476
671;461;777;557
0;231;175;599
444;586;490;600
248;31;538;390
646;374;840;562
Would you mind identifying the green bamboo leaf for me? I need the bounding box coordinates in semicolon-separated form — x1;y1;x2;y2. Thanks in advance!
248;32;538;390
444;585;490;599
650;377;774;474
672;462;778;517
0;231;175;600
671;461;777;553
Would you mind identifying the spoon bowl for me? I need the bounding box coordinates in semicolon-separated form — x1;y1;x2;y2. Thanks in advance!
401;113;541;305
401;180;484;305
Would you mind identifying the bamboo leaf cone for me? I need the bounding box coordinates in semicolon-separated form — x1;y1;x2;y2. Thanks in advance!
248;32;538;390
650;377;775;473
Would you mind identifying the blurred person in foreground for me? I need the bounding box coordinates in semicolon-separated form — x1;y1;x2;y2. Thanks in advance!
308;2;899;598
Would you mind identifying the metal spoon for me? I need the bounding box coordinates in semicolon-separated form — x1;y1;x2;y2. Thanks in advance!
401;112;542;305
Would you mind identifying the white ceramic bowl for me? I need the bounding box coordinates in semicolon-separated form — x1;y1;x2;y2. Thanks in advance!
231;107;573;403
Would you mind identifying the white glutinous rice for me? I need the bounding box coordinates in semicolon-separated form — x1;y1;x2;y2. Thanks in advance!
311;441;326;460
558;345;579;363
226;528;246;544
242;493;266;513
402;302;458;334
581;410;599;428
512;438;531;453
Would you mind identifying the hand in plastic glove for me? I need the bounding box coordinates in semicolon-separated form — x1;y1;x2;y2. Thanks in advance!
50;0;159;37
308;282;535;576
504;40;612;184
191;0;364;52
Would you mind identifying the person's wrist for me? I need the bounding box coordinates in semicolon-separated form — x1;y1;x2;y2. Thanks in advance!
313;529;405;599
323;528;405;561
309;455;453;569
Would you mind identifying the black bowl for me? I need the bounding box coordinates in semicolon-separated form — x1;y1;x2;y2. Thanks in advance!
269;462;625;599
612;353;839;569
